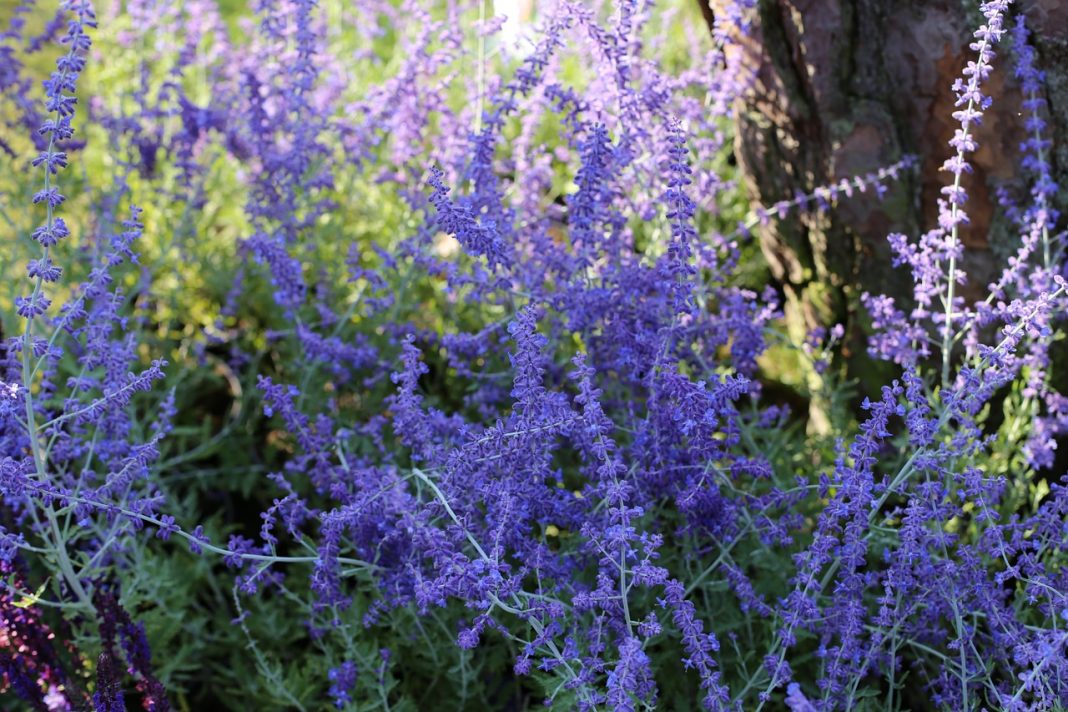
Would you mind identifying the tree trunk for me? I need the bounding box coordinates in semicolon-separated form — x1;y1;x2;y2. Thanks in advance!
709;0;1068;359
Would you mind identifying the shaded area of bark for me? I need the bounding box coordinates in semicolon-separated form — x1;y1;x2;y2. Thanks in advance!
707;0;1068;426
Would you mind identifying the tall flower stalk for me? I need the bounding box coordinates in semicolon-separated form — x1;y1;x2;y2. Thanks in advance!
19;0;97;610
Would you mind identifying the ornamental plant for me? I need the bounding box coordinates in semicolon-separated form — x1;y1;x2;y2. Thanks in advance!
0;1;1065;711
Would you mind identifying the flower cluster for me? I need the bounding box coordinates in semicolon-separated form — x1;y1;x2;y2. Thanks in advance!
1;1;1065;711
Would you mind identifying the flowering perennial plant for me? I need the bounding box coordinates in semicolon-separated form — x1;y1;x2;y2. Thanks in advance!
1;0;1066;710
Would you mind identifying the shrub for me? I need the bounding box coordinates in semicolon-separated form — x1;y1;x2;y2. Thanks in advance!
1;1;1065;710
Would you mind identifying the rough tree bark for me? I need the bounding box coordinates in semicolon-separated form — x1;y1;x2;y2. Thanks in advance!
704;0;1068;374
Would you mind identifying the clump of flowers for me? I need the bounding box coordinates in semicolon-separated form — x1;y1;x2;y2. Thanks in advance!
1;1;1065;710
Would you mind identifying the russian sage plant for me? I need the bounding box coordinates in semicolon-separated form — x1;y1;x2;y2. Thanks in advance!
1;0;1066;710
